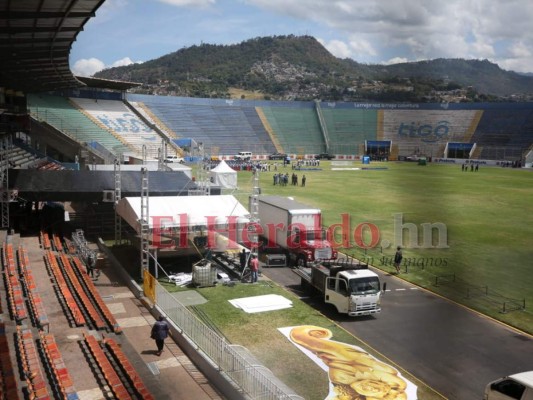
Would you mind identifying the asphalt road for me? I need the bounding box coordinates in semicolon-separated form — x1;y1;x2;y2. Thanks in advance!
262;266;533;400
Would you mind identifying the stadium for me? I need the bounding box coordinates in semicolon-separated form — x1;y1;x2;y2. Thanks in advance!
1;2;532;400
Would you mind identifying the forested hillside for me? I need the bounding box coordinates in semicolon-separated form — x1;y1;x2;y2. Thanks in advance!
94;35;533;102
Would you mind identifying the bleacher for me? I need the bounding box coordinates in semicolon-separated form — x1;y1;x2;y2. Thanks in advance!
380;109;480;157
259;106;324;154
128;94;275;155
0;145;39;169
320;107;378;154
0;234;152;399
25;93;533;162
0;322;18;399
129;101;176;137
472;107;533;160
71;98;163;159
27;94;132;157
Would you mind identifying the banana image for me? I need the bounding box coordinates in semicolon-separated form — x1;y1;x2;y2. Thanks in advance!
290;325;408;400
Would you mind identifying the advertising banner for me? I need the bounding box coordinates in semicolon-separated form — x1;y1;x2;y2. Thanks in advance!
279;325;418;400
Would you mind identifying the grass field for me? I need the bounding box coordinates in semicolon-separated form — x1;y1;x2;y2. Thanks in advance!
230;161;533;334
114;160;532;400
159;279;444;400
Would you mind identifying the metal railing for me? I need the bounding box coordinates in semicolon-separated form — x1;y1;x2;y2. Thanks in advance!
154;282;304;400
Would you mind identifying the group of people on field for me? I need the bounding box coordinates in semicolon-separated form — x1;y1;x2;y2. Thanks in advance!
273;172;306;186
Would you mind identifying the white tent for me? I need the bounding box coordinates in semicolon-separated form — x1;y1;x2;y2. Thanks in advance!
115;194;250;233
209;160;237;189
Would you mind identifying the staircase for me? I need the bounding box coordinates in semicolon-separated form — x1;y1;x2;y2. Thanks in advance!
255;107;284;152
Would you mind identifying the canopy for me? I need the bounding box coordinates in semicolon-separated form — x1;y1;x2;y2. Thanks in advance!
209;160;237;189
116;194;250;233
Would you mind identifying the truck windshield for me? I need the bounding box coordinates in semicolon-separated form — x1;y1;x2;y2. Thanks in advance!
349;277;380;295
304;230;324;241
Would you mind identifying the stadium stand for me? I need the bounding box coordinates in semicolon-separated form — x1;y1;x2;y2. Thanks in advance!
0;145;39;169
0;322;19;399
44;249;87;327
83;333;132;400
472;107;533;160
27;94;133;158
16;327;52;400
0;138;70;171
127;101;185;157
320;106;378;155
17;246;50;331
259;106;324;155
380;109;481;158
70;98;163;159
128;94;275;156
2;244;28;323
38;331;79;399
103;337;155;399
23;92;533;164
129;101;178;140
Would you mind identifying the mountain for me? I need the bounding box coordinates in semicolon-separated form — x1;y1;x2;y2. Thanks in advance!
94;35;533;102
378;58;533;98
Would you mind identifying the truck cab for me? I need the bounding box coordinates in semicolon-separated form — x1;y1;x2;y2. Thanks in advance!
292;226;337;266
485;371;533;400
325;269;381;316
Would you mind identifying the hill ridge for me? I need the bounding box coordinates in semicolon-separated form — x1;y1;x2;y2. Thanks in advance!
94;35;533;102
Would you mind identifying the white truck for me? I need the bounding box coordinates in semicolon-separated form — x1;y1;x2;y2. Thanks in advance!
484;371;533;400
234;151;252;161
255;196;337;267
293;261;382;316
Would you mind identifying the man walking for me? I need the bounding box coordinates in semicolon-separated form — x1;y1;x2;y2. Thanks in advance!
86;253;96;278
394;246;403;274
151;316;170;356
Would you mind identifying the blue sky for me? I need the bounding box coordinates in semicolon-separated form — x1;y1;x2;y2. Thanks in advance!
70;0;533;77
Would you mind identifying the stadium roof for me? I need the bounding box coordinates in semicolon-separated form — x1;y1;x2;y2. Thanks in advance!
0;0;106;93
76;76;142;91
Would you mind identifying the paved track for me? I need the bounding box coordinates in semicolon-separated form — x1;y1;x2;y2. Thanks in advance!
262;266;533;400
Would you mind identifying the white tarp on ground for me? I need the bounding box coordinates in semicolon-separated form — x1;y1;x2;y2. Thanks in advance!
115;194;250;233
209;160;237;189
229;294;293;313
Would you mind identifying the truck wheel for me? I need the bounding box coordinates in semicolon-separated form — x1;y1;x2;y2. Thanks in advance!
296;256;307;268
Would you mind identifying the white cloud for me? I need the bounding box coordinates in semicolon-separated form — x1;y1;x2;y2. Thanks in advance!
384;57;409;65
88;0;129;25
508;41;532;59
318;37;377;60
70;0;533;74
318;39;351;58
498;41;533;73
156;0;216;7
348;38;377;58
72;58;105;77
111;57;137;68
243;0;533;72
71;57;140;77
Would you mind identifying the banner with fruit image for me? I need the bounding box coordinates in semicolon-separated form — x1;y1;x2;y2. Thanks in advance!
279;325;418;400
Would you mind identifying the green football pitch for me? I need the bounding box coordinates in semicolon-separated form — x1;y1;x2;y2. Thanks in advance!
233;160;533;334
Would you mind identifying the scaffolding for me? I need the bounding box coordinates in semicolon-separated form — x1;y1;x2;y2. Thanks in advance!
189;142;210;196
0;147;18;228
114;159;122;245
139;167;150;278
